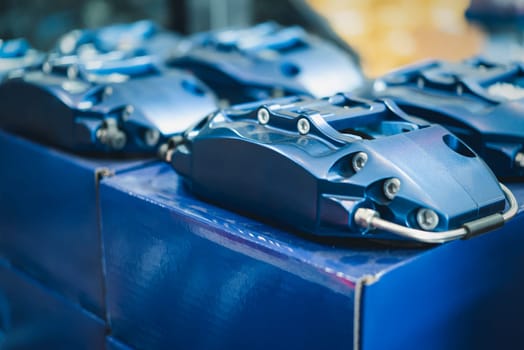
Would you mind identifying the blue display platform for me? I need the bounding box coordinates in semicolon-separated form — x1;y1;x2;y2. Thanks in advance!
0;130;152;318
0;259;105;349
100;162;524;350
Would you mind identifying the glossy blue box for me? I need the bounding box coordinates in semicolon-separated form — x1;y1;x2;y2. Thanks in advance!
0;259;105;349
100;162;524;350
0;129;151;318
106;336;133;350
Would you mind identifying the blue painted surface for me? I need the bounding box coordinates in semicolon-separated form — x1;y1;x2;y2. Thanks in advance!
100;162;524;349
56;20;179;59
100;162;425;350
370;57;524;178
169;22;363;104
0;38;43;79
106;336;134;350
0;59;217;155
0;129;152;318
171;94;506;240
0;259;105;350
361;184;524;350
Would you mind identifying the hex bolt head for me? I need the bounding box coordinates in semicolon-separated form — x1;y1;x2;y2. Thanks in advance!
110;131;127;150
417;77;425;88
383;178;401;200
42;61;52;74
96;128;107;142
352;152;368;172
122;105;134;121
67;65;78;79
144;128;160;147
272;87;285;98
516;152;524;168
297;118;310;135
104;86;113;97
96;118;126;150
257;108;270;125
417;208;439;231
456;84;463;95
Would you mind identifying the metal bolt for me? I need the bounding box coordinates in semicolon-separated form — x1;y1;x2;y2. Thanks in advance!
352;152;368;172
104;86;113;97
103;118;118;129
456;84;463;96
42;61;52;74
67;65;78;79
96;119;127;150
383;178;401;200
96;128;106;142
110;131;127;150
272;87;285;98
144;128;160;147
122;105;134;120
257;108;270;125
168;135;184;148
417;77;425;89
297;118;310;135
158;143;170;161
417;208;439;231
373;79;387;92
516;152;524;168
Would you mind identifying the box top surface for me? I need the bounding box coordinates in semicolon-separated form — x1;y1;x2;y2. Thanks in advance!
0;129;154;174
101;162;450;285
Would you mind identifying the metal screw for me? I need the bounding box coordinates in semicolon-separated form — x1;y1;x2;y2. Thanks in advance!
144;128;160;147
417;77;424;89
456;84;463;96
42;61;52;74
383;178;401;200
104;86;113;97
96;119;127;150
257;108;270;125
373;79;387;92
67;65;78;79
297;118;310;135
158;143;170;161
272;87;285;98
96;128;106;142
110;131;127;150
516;152;524;168
417;208;439;231
122;105;134;120
352;152;368;172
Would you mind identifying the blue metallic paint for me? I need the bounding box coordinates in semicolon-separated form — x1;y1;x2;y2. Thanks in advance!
0;21;217;155
370;57;524;178
170;94;507;241
0;68;217;154
55;20;179;60
169;22;363;104
0;38;44;80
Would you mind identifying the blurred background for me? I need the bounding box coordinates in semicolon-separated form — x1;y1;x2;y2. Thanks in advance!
1;0;524;77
